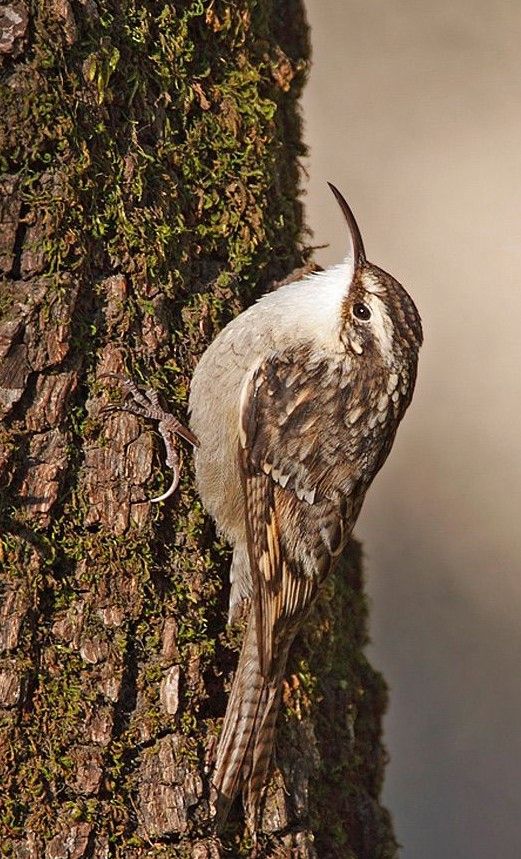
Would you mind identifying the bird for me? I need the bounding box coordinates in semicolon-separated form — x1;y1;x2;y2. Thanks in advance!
108;184;422;829
187;183;423;829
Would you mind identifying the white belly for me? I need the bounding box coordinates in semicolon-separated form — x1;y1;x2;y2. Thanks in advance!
189;317;253;545
188;262;350;547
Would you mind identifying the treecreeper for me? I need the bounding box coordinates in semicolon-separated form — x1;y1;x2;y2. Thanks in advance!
118;184;423;832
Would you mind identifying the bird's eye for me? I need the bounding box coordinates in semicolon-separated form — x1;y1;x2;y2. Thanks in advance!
353;302;371;321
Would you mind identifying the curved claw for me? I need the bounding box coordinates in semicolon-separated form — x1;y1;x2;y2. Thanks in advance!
149;465;180;503
98;373;193;505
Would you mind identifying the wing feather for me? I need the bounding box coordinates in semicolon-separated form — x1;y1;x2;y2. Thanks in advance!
239;350;355;681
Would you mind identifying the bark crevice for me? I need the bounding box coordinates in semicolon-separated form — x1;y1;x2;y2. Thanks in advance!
0;2;397;857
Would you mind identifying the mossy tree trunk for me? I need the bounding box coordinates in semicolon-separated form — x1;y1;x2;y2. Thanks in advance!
0;2;397;857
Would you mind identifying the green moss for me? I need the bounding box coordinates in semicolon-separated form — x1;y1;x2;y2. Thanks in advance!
0;1;396;856
301;544;398;857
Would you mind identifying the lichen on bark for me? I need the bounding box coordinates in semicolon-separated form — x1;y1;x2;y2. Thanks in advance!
0;2;397;857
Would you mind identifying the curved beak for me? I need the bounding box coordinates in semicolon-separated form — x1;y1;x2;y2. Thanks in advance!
327;182;366;270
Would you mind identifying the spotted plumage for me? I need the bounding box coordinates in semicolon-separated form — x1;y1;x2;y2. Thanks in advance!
188;185;422;829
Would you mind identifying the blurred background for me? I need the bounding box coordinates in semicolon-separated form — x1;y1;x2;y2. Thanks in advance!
302;1;521;856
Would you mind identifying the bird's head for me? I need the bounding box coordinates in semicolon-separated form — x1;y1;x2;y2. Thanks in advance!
328;183;423;371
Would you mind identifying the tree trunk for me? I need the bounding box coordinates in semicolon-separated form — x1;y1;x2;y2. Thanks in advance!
0;2;397;857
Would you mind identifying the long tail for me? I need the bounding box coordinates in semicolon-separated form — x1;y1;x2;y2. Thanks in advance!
212;614;284;830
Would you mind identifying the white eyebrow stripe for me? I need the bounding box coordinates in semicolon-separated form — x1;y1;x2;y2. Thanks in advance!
363;272;386;295
366;293;394;365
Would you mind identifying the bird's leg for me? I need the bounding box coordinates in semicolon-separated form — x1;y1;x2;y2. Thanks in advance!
101;374;198;502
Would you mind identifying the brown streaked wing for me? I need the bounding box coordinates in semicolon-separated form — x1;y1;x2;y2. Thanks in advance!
238;352;351;681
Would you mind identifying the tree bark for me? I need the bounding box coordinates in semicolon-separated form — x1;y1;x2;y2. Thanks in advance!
0;2;397;857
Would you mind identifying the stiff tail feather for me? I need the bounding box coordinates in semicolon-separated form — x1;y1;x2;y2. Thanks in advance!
212;615;283;830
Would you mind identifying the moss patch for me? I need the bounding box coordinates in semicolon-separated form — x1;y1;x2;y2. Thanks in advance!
0;2;396;856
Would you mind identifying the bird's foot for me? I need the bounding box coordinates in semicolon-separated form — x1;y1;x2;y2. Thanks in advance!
101;374;198;502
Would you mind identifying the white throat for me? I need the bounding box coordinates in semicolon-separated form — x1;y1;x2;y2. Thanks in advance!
255;258;353;352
